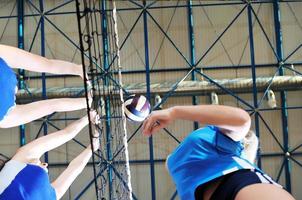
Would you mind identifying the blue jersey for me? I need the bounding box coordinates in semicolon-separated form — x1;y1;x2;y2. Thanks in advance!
0;160;56;200
0;57;17;121
167;126;259;200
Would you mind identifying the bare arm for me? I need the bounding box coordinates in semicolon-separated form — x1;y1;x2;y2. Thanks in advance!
12;115;89;162
51;136;99;199
0;44;83;77
143;105;251;141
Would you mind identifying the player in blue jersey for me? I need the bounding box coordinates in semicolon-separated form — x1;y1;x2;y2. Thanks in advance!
143;105;295;200
0;111;99;200
0;44;91;128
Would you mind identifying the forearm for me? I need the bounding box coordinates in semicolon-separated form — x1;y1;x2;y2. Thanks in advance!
0;44;82;76
69;147;92;172
19;58;82;77
52;148;92;199
13;116;89;161
171;105;250;127
47;59;83;77
63;115;89;138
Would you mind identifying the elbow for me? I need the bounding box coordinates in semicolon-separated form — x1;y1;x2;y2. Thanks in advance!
0;121;13;129
243;111;251;127
236;108;251;127
238;109;251;137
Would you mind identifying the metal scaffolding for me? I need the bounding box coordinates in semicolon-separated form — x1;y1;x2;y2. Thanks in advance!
0;0;302;199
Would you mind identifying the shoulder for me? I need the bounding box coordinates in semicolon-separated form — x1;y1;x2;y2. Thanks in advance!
188;126;218;142
192;126;244;155
218;118;251;142
0;160;27;194
0;160;27;175
0;57;12;70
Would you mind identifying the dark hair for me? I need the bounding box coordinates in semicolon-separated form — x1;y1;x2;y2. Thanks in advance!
0;159;6;171
0;153;10;171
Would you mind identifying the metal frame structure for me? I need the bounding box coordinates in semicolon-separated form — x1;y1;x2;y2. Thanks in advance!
0;0;302;199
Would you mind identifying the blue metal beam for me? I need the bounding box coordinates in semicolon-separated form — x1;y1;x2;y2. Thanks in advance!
38;0;48;164
283;43;302;62
44;0;74;14
0;1;301;18
1;1;302;199
257;114;284;151
250;6;280;62
187;0;199;130
247;3;262;168
21;61;302;80
27;0;40;13
195;5;247;68
273;0;291;192
276;158;286;182
107;10;144;71
195;70;254;109
143;1;156;199
147;10;192;67
17;0;25;146
0;1;17;42
101;0;113;199
28;16;42;52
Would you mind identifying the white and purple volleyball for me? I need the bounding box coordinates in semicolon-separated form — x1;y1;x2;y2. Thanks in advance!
124;94;151;122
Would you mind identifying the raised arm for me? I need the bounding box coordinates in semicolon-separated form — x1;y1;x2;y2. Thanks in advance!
0;44;83;77
142;105;251;141
12;114;92;162
51;134;100;199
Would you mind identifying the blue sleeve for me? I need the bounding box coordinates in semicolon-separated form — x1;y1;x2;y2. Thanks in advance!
0;58;17;121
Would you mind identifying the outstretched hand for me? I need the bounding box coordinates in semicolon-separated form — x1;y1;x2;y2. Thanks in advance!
89;110;100;125
91;130;100;152
142;108;174;136
79;65;86;79
83;73;93;107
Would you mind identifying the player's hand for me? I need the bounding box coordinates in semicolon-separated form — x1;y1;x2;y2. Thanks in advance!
84;73;93;107
91;130;100;152
79;65;86;79
89;110;100;125
87;87;93;107
142;108;174;136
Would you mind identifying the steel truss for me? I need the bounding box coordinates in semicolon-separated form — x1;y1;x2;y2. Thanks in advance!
0;0;302;199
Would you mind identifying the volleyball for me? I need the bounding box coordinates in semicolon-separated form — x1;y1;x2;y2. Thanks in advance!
124;94;151;122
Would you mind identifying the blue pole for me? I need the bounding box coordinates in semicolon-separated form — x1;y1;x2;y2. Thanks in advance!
273;0;291;192
39;0;48;164
101;0;113;198
187;0;199;130
247;4;261;168
17;0;25;146
143;1;156;199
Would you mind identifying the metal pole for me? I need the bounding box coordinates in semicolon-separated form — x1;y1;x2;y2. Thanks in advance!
17;0;25;146
143;1;156;199
187;0;199;130
39;0;48;164
273;0;291;192
247;3;261;167
101;0;113;198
